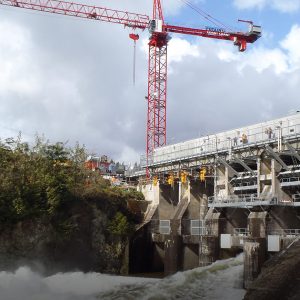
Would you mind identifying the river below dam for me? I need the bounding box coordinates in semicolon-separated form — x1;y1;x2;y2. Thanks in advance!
0;255;245;300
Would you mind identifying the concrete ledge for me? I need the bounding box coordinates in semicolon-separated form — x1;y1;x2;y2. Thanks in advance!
182;235;202;244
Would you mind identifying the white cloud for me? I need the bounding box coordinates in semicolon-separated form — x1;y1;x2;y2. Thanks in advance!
142;37;200;64
168;38;200;63
233;0;300;12
217;25;300;75
280;24;300;67
234;0;266;10
272;0;300;13
116;145;140;163
0;22;39;96
238;47;288;74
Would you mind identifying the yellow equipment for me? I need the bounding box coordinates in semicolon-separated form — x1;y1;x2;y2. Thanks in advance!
180;171;187;184
200;167;207;182
153;176;158;186
167;173;174;186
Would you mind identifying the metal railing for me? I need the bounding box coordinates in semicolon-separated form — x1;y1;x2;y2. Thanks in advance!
277;194;300;206
208;194;259;204
232;182;257;187
233;228;249;236
208;194;280;207
141;115;300;167
268;229;300;236
293;194;300;202
280;177;300;183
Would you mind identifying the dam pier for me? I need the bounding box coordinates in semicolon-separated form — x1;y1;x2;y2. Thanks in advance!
127;113;300;286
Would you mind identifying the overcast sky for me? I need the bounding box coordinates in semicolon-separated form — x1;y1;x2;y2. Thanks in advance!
0;0;300;163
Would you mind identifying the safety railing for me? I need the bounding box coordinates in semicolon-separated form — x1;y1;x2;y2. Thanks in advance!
141;116;300;167
233;228;249;236
232;182;257;187
176;219;218;236
280;177;300;183
208;194;279;207
268;229;300;236
208;194;259;204
293;194;300;202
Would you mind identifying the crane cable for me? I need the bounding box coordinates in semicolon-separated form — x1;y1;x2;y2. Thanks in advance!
180;0;232;31
133;38;136;85
179;0;233;32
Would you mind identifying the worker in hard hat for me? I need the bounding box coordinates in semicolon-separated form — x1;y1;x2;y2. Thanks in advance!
241;133;248;144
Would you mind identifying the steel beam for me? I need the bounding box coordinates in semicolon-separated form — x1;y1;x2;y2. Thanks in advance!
285;142;300;162
265;145;289;170
232;156;255;176
216;156;239;176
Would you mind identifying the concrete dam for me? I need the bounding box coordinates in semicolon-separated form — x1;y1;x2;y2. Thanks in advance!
127;112;300;286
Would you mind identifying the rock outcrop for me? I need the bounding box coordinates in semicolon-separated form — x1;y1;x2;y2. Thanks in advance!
244;238;300;300
0;199;137;275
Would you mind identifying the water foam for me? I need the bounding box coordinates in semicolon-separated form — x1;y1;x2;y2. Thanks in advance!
0;255;245;300
99;254;245;300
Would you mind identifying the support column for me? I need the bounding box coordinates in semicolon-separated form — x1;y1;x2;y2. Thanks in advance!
257;158;261;197
199;235;219;267
178;181;182;204
244;238;266;289
244;211;267;288
199;209;221;267
225;166;229;197
248;212;267;238
214;163;217;198
163;179;188;276
271;159;276;197
164;233;182;276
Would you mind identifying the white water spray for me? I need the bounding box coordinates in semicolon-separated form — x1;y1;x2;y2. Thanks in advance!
0;255;245;300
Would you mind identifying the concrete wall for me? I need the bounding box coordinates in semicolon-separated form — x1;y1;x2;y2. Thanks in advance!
183;180;212;220
182;244;199;270
158;183;179;219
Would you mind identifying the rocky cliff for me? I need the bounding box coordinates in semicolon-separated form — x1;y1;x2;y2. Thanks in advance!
0;195;143;275
244;238;300;300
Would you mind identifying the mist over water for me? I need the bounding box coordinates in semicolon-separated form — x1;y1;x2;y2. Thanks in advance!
0;255;245;300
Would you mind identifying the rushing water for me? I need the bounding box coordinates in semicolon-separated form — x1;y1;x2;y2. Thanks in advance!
0;255;245;300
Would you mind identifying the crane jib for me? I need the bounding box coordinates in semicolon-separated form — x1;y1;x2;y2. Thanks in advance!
0;0;150;29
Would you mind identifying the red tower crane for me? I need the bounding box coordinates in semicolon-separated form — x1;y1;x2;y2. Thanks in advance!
0;0;262;175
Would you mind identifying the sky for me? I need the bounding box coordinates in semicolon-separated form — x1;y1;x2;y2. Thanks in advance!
0;0;300;163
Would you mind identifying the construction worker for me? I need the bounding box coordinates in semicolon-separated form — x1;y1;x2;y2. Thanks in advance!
241;133;248;144
265;127;273;139
233;136;238;146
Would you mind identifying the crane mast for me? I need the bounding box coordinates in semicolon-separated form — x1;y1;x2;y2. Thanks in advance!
147;1;168;173
0;0;262;177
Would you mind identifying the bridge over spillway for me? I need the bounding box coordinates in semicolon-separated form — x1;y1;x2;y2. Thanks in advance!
127;113;300;285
